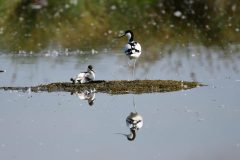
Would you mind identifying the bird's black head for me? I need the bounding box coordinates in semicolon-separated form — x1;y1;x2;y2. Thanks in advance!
88;65;93;70
127;129;136;141
124;30;133;35
118;30;134;42
124;30;134;42
88;100;94;106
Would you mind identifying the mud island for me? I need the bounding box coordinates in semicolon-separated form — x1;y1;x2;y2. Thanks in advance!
0;80;204;95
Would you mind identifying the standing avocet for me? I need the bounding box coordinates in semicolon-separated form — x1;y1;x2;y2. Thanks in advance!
119;30;141;78
70;65;95;84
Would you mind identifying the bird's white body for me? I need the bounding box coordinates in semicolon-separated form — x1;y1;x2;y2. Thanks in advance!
73;71;95;83
71;65;95;84
126;112;143;130
124;41;141;59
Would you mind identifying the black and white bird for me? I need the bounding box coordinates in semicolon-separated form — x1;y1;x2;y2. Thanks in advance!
70;65;95;84
119;30;142;59
119;30;141;78
126;112;143;141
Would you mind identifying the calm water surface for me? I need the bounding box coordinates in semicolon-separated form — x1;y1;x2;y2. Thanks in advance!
0;46;240;160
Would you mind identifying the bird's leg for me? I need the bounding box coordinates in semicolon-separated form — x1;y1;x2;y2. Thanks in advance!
127;59;131;81
132;59;137;80
132;95;137;113
127;59;131;67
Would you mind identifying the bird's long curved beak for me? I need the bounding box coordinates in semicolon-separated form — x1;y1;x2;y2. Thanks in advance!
115;132;129;139
118;34;125;38
113;33;125;39
115;133;128;137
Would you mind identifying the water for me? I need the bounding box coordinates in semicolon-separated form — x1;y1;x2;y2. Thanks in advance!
0;46;240;160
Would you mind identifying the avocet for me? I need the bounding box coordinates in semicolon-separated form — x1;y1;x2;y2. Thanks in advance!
70;65;95;84
119;30;142;59
119;30;141;78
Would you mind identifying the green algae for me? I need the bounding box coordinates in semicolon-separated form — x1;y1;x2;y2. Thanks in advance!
0;80;204;95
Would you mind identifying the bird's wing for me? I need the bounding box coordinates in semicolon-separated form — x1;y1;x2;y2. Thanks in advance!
75;72;86;80
124;43;132;55
77;93;87;100
134;42;141;52
85;72;95;81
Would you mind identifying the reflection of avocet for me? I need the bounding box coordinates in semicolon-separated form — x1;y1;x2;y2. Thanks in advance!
71;89;96;106
70;65;95;84
117;96;143;141
126;112;143;141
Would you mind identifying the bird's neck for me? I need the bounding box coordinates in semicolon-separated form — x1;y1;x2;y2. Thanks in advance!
128;36;134;42
126;33;134;42
127;129;136;141
88;69;94;73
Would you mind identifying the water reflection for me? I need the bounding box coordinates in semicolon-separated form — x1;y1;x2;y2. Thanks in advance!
125;112;143;141
71;89;96;106
117;96;144;141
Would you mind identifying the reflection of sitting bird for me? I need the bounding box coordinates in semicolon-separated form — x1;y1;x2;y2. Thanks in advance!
126;112;143;141
72;89;96;106
70;65;95;84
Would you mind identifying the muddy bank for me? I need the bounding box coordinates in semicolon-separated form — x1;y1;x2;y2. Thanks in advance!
0;80;203;94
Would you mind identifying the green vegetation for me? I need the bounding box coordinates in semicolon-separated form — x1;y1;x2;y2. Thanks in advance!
0;79;202;94
0;0;240;52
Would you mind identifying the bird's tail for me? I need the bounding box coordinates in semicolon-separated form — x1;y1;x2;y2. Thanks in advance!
70;78;75;84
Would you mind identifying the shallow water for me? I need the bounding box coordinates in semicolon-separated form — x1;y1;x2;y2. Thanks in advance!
0;46;240;160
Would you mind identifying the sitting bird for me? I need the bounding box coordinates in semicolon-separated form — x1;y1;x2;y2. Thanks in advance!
70;65;95;84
